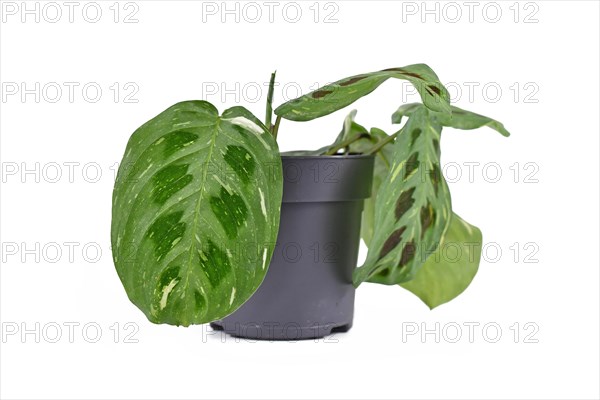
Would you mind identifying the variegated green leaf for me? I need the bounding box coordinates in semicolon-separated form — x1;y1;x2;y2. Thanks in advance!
111;101;283;326
400;213;482;309
393;103;511;137
275;64;451;121
353;106;452;286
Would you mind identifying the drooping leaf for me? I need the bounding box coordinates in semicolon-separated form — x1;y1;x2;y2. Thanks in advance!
357;103;509;305
275;64;451;121
353;106;452;286
399;213;482;309
393;103;510;137
111;101;283;326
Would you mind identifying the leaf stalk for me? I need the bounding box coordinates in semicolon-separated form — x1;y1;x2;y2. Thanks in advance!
365;130;401;155
265;71;276;130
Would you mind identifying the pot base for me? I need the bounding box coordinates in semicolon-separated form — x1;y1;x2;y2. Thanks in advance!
209;321;352;340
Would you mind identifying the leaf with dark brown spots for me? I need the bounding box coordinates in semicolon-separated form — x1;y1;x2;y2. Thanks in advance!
358;101;508;293
404;72;423;79
379;227;406;260
410;128;422;147
429;162;441;196
399;241;416;267
420;203;435;239
339;76;367;87
275;64;451;121
428;85;442;95
395;188;416;221
381;67;405;72
404;152;419;181
312;89;333;99
354;106;451;287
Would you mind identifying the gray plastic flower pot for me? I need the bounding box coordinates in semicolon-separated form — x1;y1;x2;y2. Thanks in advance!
210;154;374;340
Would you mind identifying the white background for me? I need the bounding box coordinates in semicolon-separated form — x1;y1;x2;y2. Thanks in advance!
1;1;599;399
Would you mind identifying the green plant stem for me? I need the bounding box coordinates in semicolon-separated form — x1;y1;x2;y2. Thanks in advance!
378;151;391;169
365;130;401;155
265;71;276;130
324;132;370;155
272;115;282;140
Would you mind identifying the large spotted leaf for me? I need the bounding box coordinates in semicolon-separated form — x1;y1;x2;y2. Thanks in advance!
353;106;452;286
274;64;451;121
111;101;282;326
400;213;482;309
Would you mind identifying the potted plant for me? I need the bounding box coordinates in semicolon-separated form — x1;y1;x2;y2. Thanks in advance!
111;64;510;340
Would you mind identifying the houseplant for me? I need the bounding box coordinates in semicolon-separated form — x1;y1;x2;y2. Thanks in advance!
111;64;510;339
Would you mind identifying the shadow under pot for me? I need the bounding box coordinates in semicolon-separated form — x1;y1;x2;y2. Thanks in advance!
211;154;374;340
